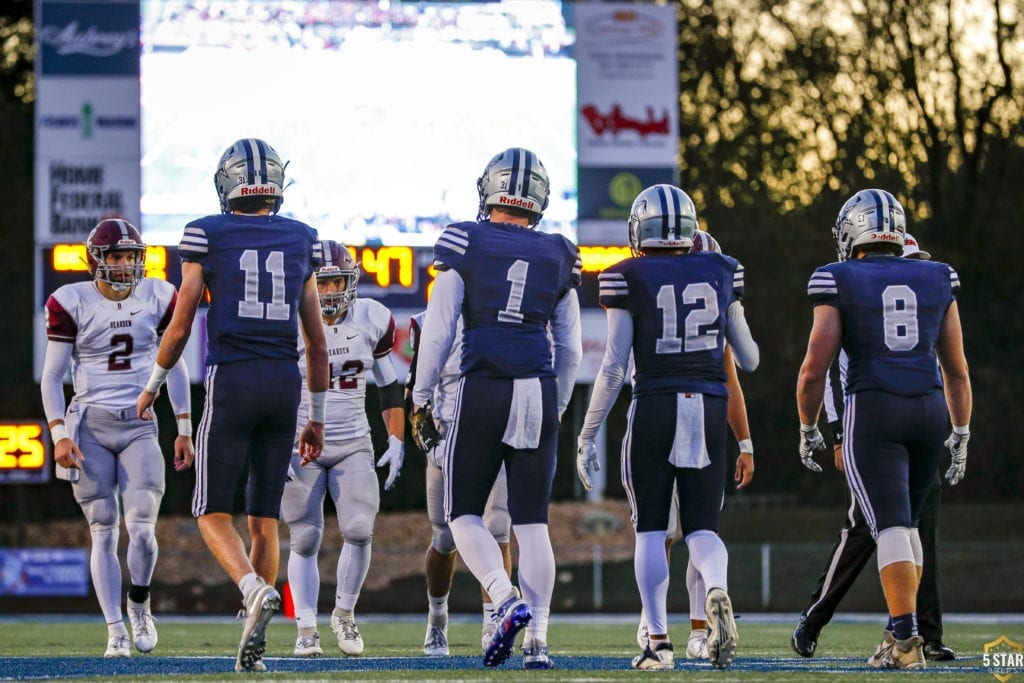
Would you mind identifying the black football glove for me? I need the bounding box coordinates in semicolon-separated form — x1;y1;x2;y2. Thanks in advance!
410;402;442;454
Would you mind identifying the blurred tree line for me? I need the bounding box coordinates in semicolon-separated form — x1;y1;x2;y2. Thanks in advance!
0;0;1020;522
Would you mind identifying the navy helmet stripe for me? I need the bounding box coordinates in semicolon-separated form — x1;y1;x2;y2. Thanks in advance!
669;187;682;234
509;149;522;198
521;150;532;199
241;139;256;185
254;139;269;183
868;188;886;230
656;185;670;237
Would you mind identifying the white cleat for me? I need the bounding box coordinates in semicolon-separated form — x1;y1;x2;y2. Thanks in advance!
235;579;280;673
867;629;896;668
104;634;131;658
686;628;709;660
632;641;675;670
636;620;650;651
705;588;738;669
294;631;323;657
331;614;364;656
126;597;158;653
481;615;499;654
423;621;449;656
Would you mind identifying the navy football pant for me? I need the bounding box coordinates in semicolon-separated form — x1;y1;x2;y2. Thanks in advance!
193;359;301;518
443;375;558;525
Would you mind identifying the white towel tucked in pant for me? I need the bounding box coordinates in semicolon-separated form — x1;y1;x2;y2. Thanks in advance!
668;393;711;469
502;377;543;449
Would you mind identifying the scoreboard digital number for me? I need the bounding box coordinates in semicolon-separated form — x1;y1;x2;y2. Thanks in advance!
39;243;628;310
0;422;50;484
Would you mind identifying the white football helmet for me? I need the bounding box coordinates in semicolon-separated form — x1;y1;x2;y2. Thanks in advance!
628;184;698;255
476;147;550;225
902;232;931;260
314;240;359;318
214;138;288;214
833;189;905;261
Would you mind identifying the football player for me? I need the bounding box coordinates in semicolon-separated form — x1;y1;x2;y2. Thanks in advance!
281;240;404;658
410;147;583;669
137;138;329;673
406;311;512;657
577;184;759;671
41;218;194;658
632;229;756;662
792;232;955;662
796;190;972;670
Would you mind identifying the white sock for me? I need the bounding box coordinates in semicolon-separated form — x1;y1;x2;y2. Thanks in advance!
449;515;514;604
90;526;123;625
428;592;449;623
336;541;371;612
294;608;317;631
482;602;495;624
107;620;128;637
686;557;707;621
526;607;550;645
514;523;554;614
684;530;729;593
635;530;670;636
125;521;158;588
288;551;321;630
238;572;261;601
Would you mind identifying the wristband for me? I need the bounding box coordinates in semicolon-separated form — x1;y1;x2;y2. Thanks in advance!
737;439;753;454
800;423;818;432
310;391;327;424
952;424;970;435
177;417;193;437
50;423;69;443
145;364;171;394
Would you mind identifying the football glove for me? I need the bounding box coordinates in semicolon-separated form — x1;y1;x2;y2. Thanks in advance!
376;434;404;490
944;428;969;486
799;424;825;472
410;403;442;454
576;437;600;491
427;440;446;469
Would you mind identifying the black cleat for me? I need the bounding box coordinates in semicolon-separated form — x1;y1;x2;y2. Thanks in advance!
790;617;818;658
923;641;955;661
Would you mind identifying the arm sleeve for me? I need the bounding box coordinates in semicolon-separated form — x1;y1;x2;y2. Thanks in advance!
578;308;632;442
40;341;73;424
411;269;463;406
551;289;583;417
725;301;759;371
165;356;191;416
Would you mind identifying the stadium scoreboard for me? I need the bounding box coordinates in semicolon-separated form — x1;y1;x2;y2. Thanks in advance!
0;422;50;484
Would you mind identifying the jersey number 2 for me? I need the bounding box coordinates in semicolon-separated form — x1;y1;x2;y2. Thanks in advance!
238;250;289;321
655;282;719;354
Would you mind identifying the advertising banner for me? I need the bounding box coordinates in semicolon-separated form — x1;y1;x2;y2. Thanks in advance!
0;548;89;597
34;1;140;245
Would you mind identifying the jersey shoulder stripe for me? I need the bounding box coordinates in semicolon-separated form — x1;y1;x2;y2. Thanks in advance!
179;225;208;257
807;269;838;298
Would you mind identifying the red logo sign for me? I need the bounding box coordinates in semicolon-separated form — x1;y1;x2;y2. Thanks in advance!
581;104;669;137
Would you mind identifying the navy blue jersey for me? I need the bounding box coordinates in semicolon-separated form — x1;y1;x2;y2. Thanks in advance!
599;252;744;398
432;220;581;378
807;256;960;396
179;213;318;365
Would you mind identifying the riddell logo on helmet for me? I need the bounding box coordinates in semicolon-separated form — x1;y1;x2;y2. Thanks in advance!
873;233;900;242
240;186;277;196
498;196;534;209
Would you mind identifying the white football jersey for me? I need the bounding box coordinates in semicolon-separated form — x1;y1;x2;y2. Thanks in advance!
44;279;177;408
297;298;397;442
410;311;464;430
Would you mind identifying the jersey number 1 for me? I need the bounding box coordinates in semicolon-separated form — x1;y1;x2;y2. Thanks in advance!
238;250;289;321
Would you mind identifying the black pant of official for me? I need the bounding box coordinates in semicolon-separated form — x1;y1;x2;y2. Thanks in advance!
799;474;944;642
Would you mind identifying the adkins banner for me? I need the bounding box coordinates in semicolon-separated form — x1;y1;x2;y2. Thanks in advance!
575;3;678;245
34;1;141;245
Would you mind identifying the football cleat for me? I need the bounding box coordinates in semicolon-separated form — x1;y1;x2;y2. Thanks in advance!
126;596;158;653
636;620;650;651
235;579;280;673
294;631;323;657
481;614;499;654
632;641;675;671
331;613;364;656
483;591;532;668
923;640;956;661
423;622;449;656
790;615;818;658
878;635;926;670
686;629;709;660
867;629;896;669
104;633;131;658
705;588;738;669
522;639;554;670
